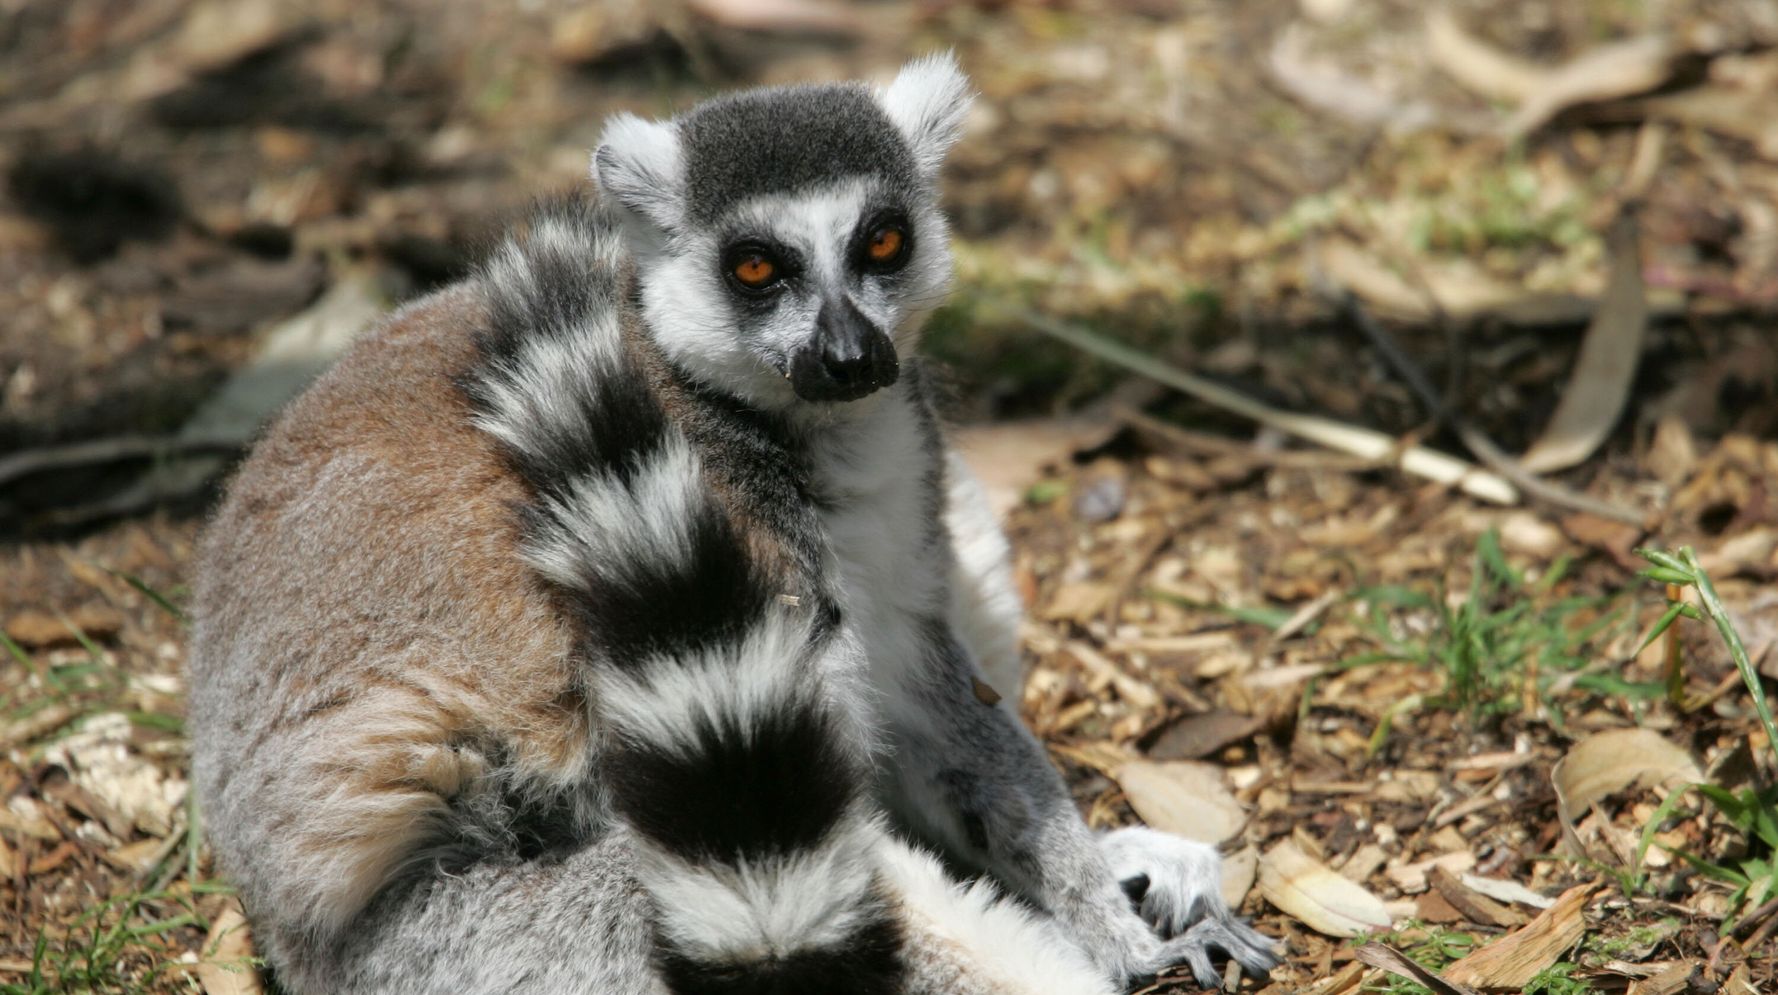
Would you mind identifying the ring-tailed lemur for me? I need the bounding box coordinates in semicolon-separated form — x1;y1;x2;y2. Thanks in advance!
188;55;1277;994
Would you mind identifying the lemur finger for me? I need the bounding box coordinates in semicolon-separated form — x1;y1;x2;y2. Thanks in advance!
1157;916;1282;987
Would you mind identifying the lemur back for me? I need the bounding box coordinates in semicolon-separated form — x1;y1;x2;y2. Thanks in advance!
190;56;1276;995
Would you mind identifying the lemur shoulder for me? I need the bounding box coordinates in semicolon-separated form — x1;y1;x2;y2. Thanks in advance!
188;55;1278;994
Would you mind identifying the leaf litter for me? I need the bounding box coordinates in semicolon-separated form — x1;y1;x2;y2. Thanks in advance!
3;0;1778;992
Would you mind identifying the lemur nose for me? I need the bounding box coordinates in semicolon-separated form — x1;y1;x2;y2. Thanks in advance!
790;297;900;403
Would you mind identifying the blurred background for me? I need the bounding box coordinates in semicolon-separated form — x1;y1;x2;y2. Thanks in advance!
3;1;1778;992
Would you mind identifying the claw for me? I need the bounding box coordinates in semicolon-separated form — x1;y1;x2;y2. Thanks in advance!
1158;916;1281;988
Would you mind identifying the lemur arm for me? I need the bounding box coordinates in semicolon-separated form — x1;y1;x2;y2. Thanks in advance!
877;446;1279;988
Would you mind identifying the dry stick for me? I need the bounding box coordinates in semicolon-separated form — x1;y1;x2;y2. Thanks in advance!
1339;294;1645;524
0;433;245;490
1018;309;1520;505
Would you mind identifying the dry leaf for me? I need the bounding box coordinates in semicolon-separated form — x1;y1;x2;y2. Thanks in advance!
1425;9;1542;102
1444;885;1593;988
1519;213;1648;474
1113;760;1245;843
1258;838;1392;938
1355;943;1482;995
1144;710;1263;761
1220;844;1258;908
1459;874;1556;910
1552;728;1701;857
1503;36;1677;137
197;900;264;995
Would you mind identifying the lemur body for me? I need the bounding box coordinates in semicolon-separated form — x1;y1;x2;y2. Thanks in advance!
188;57;1276;993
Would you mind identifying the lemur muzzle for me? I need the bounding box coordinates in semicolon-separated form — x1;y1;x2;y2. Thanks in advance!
790;295;900;403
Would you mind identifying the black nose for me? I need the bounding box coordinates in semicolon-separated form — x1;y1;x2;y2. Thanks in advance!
790;297;899;403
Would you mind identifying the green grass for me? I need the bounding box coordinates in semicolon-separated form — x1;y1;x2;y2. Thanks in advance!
1359;922;1477;995
1;576;209;994
1340;529;1655;723
0;885;245;995
1360;922;1596;995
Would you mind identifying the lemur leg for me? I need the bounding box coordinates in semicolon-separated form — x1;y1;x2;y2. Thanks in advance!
266;830;662;995
920;450;1279;987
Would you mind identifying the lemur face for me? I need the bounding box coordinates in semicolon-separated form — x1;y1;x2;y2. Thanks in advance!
593;55;972;409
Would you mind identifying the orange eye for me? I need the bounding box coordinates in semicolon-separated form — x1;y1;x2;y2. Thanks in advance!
867;226;905;263
733;255;777;287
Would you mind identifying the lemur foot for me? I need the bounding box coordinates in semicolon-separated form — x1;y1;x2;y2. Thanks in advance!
1103;827;1280;987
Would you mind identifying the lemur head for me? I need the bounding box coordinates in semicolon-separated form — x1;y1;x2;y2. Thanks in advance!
592;54;972;408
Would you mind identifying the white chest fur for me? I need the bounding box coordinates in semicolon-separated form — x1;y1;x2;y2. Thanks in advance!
801;387;952;697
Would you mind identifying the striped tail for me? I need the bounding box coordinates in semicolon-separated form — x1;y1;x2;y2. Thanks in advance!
465;201;904;994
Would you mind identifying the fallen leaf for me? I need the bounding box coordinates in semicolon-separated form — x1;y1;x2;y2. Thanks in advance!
1552;728;1701;857
197;900;264;995
1355;943;1482;995
952;417;1121;519
1113;760;1246;843
1144;710;1263;761
1520;213;1648;473
1425;9;1543;102
1458;874;1556;910
1503;37;1677;137
1221;845;1258;908
1258;838;1392;938
1444;885;1593;988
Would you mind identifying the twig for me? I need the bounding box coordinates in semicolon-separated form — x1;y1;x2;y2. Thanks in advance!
1019;309;1520;505
0;433;245;490
1339;293;1645;524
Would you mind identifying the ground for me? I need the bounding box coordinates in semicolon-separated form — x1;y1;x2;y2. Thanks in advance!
2;0;1777;992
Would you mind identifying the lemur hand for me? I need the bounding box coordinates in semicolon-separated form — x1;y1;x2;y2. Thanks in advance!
1103;826;1280;989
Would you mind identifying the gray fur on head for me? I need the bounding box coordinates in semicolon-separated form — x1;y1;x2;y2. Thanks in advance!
592;53;973;234
587;54;976;410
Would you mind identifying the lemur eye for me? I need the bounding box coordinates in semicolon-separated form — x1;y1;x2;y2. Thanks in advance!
733;254;776;287
724;244;786;294
863;223;909;269
867;227;904;263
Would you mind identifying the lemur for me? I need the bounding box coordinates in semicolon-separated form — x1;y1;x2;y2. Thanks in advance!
187;55;1278;994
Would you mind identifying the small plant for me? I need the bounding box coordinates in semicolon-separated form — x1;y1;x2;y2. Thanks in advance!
1631;546;1778;929
1342;529;1648;722
1635;546;1778;763
0;887;231;995
1522;961;1595;995
1357;922;1478;995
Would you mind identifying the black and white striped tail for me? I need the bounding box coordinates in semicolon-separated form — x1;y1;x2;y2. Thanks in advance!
465;201;904;994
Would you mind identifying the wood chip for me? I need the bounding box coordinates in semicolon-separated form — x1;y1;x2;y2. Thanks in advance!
1444;884;1593;989
1429;864;1528;928
1065;640;1161;710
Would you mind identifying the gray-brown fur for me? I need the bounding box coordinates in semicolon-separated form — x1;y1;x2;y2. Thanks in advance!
189;55;1276;995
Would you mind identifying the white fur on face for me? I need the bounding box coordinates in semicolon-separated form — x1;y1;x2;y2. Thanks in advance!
636;176;954;410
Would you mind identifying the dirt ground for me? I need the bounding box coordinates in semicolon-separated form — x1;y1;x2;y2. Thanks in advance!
2;0;1777;992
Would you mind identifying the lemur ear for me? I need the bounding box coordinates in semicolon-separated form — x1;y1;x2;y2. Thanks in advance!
592;112;685;232
878;52;973;176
